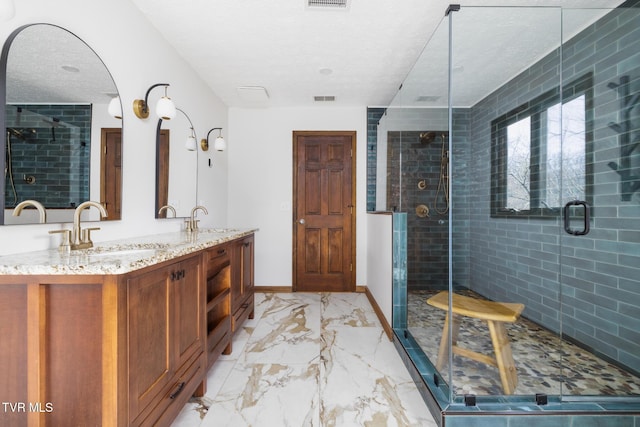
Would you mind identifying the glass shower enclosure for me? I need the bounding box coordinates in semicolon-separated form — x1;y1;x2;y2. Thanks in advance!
372;3;640;425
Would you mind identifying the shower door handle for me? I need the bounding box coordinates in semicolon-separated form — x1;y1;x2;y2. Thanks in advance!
563;200;590;236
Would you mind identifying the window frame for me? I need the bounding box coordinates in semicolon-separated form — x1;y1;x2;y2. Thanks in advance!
490;73;594;219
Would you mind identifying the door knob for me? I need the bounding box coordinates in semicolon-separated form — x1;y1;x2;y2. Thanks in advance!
298;218;306;224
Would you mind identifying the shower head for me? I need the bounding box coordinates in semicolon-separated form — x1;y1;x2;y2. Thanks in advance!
7;127;37;141
419;131;437;144
419;131;449;144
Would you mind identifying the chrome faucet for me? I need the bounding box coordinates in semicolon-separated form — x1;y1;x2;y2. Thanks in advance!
13;200;47;223
71;201;108;250
186;205;208;233
158;204;177;218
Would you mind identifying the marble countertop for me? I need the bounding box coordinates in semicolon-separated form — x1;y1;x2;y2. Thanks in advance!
0;228;257;275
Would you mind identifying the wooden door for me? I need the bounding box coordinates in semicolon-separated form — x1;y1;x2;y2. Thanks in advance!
293;131;356;292
100;128;122;220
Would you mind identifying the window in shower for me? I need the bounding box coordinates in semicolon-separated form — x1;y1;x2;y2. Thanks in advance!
491;73;593;217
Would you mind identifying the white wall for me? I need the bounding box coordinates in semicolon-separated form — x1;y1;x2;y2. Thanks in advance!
227;107;368;287
0;0;228;255
366;212;393;324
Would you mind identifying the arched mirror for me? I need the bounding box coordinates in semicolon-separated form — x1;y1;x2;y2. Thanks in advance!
155;108;198;219
1;24;122;225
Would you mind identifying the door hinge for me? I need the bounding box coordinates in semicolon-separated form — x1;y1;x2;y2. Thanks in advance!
350;263;353;272
350;148;353;158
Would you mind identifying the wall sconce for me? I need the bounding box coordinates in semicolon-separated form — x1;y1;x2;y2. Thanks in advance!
201;128;226;152
133;83;176;120
176;108;198;151
108;96;122;119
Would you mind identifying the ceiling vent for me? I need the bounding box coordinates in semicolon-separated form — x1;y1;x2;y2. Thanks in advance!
314;95;336;102
415;95;440;102
237;86;270;104
307;0;349;9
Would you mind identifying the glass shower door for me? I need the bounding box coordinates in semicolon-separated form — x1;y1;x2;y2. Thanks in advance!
558;6;640;398
448;6;566;398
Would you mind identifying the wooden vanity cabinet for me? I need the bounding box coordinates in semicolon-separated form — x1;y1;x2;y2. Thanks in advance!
127;253;205;427
231;234;255;331
0;232;255;427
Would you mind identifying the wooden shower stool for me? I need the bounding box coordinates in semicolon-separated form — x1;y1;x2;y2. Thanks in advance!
426;291;525;395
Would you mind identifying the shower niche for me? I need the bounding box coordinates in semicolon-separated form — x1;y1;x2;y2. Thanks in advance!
370;3;640;426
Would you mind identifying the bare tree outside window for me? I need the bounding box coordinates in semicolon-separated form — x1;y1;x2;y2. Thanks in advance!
492;74;591;218
506;117;531;210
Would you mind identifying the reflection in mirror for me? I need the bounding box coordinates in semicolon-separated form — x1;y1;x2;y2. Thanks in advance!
2;24;122;225
155;108;198;219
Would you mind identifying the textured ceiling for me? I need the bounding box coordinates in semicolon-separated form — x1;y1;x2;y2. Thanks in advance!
4;1;627;109
130;0;443;108
130;0;625;108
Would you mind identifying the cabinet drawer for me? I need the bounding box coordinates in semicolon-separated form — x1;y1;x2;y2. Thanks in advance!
232;295;254;332
134;351;204;427
207;245;230;271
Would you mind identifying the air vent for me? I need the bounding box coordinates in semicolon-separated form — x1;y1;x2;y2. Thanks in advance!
307;0;349;9
415;95;440;102
314;95;336;102
237;86;270;104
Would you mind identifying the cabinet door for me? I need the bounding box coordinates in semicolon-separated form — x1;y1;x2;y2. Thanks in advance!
174;255;205;370
231;235;255;331
240;235;254;297
128;265;173;423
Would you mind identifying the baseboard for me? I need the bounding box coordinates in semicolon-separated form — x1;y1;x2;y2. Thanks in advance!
255;286;293;293
362;286;394;341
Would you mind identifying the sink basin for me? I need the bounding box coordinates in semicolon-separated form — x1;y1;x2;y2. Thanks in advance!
83;242;170;258
199;228;241;233
89;248;158;258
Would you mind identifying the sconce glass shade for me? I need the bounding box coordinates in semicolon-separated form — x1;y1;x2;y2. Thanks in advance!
156;96;176;120
185;135;197;151
214;136;226;151
108;96;122;119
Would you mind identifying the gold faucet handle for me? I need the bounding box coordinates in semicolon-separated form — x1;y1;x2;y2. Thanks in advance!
83;227;101;244
49;229;72;252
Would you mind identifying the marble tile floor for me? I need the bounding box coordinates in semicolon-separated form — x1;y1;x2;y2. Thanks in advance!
171;292;437;427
